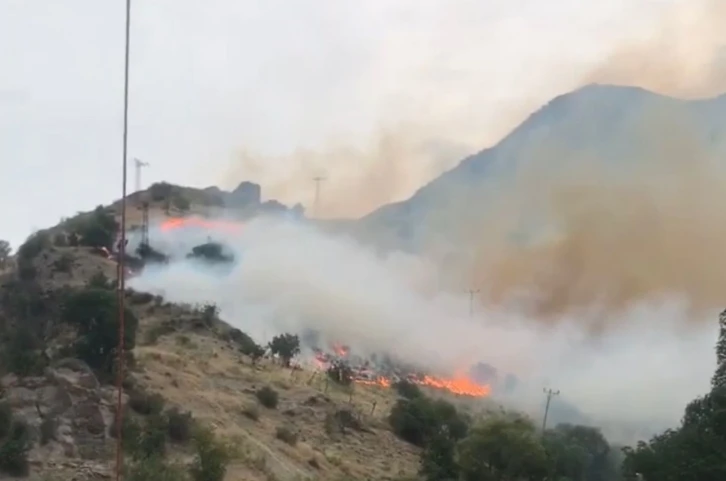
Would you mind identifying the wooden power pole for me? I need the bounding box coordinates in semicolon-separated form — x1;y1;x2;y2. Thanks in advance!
542;388;560;433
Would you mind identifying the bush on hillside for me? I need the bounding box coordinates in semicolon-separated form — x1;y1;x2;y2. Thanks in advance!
166;407;194;444
189;426;231;481
0;418;31;477
16;231;50;262
149;182;174;202
389;396;468;447
62;287;138;380
172;195;190;212
327;361;354;386
268;333;300;367
74;206;118;249
256;386;279;409
0;404;12;439
128;388;165;416
2;324;46;377
275;426;298;446
394;379;423;400
126;455;186;481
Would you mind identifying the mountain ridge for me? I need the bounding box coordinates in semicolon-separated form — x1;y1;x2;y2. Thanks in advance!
358;83;726;252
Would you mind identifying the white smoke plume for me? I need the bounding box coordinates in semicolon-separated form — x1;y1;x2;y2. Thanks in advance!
128;216;717;444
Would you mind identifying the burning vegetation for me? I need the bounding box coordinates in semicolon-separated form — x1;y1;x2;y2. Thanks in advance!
311;342;491;398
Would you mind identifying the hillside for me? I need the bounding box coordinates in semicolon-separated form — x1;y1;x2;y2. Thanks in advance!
0;201;429;481
0;182;646;481
358;84;726;252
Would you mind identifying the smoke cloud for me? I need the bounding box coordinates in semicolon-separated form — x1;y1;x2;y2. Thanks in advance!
223;125;471;219
219;0;726;221
130;0;726;444
414;108;726;325
584;0;726;98
128;216;717;443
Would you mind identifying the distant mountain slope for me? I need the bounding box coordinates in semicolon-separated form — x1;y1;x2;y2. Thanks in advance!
359;84;726;252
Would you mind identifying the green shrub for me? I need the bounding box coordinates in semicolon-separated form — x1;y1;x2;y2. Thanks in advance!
126;455;187;481
135;414;167;460
275;426;298;446
256;386;279;409
394;380;423;400
0;418;31;477
150;182;173;202
17;231;50;261
52;253;74;273
389;396;467;447
166;407;193;443
128;389;165;416
62;287;138;378
189;427;230;481
52;233;68;247
40;416;57;445
3;325;46;377
267;333;300;367
74;206;118;249
327;361;354;386
0;404;12;439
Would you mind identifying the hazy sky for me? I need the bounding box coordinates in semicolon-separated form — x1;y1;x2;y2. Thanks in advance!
0;0;706;248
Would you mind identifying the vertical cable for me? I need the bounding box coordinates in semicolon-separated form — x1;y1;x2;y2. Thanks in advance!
114;0;132;479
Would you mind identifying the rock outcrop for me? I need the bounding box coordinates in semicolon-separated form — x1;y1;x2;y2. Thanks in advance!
1;358;121;474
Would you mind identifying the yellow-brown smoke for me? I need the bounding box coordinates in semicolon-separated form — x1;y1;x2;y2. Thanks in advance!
224;125;471;219
583;0;726;99
436;115;726;324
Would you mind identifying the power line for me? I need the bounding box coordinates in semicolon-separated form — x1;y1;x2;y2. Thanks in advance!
114;0;132;480
312;176;325;217
467;288;480;317
542;388;560;433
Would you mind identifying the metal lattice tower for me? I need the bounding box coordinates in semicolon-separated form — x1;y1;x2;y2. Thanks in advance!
140;201;149;249
134;158;149;193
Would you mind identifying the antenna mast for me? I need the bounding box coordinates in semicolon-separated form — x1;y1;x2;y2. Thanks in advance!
312;176;326;218
134;158;149;193
467;288;480;317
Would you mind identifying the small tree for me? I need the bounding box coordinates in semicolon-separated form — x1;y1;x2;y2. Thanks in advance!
241;341;266;365
327;361;354;386
256;386;279;409
268;333;300;367
3;324;46;377
62;287;138;379
0;240;10;269
172;195;191;213
17;231;50;262
75;206;118;249
394;379;423;399
166;407;194;444
189;426;230;481
420;429;459;481
200;303;219;326
150;182;173;202
0;418;31;477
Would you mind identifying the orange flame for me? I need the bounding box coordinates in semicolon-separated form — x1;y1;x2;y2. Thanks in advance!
356;374;490;397
160;216;243;233
331;343;350;357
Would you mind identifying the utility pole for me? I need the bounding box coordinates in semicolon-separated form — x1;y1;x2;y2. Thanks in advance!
467;289;480;317
312;176;325;217
134;158;149;193
542;388;560;433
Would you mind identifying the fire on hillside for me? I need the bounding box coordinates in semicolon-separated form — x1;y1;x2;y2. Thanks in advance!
312;344;491;398
160;216;244;233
